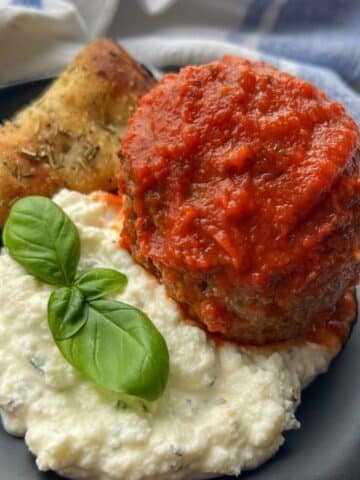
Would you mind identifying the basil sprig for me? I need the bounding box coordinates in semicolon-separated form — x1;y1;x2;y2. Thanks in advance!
3;196;169;401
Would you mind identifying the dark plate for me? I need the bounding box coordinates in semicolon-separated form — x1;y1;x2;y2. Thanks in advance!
0;80;359;480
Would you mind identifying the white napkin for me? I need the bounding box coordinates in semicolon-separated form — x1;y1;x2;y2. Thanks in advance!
138;0;177;15
0;0;174;87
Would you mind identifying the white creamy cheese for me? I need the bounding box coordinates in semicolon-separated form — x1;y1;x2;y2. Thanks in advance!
0;190;336;480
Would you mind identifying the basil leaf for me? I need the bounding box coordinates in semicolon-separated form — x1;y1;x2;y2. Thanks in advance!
55;299;169;401
74;268;127;300
48;286;87;340
3;196;80;286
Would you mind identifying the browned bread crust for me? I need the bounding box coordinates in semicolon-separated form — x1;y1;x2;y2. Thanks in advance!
0;38;155;225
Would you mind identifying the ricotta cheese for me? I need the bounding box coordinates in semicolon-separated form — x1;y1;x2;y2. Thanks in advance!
0;190;336;480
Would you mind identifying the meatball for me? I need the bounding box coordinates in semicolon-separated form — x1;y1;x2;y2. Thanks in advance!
121;56;360;345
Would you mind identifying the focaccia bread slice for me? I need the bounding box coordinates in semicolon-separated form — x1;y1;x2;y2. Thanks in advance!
0;38;155;225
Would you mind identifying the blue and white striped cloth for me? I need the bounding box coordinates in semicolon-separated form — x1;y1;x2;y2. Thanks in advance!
0;0;359;123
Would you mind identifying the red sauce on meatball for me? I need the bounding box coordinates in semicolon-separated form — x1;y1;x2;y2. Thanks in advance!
122;56;360;345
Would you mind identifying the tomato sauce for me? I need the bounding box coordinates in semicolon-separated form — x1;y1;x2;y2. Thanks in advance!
122;56;359;345
124;56;358;288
